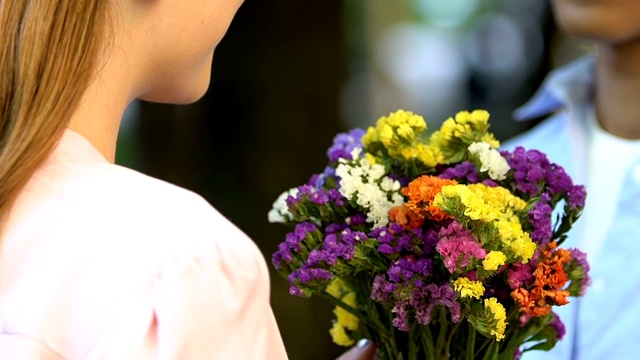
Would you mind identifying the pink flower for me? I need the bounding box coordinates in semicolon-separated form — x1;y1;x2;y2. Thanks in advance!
436;221;487;273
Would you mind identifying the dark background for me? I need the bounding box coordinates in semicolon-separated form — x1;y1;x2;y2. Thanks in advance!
115;1;583;359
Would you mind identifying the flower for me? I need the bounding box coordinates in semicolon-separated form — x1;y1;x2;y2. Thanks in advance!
270;108;588;359
550;312;566;341
484;297;507;341
429;110;499;163
439;161;480;183
468;141;510;180
436;221;487;273
453;277;485;299
566;248;591;296
268;187;298;223
363;110;427;151
511;242;571;317
483;251;507;271
330;322;354;346
402;175;458;222
328;128;366;162
335;151;404;228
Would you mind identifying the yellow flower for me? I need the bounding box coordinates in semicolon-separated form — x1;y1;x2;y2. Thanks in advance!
327;280;360;337
362;110;430;160
484;297;507;341
362;127;377;147
510;234;536;263
453;277;485;299
466;109;490;126
417;144;442;167
481;133;500;148
334;304;359;331
483;251;507;271
397;123;415;141
379;124;395;147
365;152;377;165
401;146;419;160
330;322;354;346
326;278;349;298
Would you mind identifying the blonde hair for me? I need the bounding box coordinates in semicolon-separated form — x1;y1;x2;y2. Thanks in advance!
0;1;109;222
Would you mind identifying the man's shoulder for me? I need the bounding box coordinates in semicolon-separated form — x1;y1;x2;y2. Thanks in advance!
503;112;570;152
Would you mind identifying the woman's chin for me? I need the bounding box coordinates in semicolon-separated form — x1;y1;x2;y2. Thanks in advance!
139;75;212;105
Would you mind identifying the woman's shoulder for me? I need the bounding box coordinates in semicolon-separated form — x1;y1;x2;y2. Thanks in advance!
4;159;277;359
55;159;258;257
15;140;262;269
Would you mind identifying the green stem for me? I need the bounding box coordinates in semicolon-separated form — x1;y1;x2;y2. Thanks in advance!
466;321;476;360
319;291;379;330
408;325;418;360
475;337;494;358
422;326;436;360
444;319;462;356
436;308;448;358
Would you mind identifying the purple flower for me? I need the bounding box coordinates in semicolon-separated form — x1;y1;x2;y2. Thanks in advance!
378;244;394;255
514;348;522;360
346;213;367;226
439;161;479;183
550;312;566;340
325;223;347;234
272;223;318;269
289;285;303;297
569;248;591;296
327;128;366;162
391;302;410;331
503;147;549;197
529;193;553;244
294;222;318;238
388;173;410;187
412;283;461;326
371;274;395;303
481;179;498;187
423;227;439;254
285;185;313;207
308;166;336;188
292;267;332;283
568;185;586;209
340;229;367;244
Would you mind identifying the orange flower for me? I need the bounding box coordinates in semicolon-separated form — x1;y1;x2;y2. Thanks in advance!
511;241;571;317
401;175;457;222
389;205;425;229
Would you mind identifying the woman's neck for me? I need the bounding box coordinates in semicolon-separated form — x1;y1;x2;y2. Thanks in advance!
595;40;640;139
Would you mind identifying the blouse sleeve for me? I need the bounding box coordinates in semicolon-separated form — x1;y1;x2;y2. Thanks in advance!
148;243;288;360
81;192;288;360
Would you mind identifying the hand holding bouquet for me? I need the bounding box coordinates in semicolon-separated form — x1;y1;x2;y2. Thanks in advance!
269;110;590;360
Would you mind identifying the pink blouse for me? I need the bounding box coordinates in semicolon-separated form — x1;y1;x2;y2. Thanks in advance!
0;130;288;359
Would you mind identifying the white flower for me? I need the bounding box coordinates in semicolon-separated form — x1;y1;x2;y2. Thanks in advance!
368;164;386;181
379;177;401;192
468;141;510;181
268;187;299;223
335;155;406;228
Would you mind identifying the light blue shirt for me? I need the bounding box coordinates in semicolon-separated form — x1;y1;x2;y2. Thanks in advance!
508;56;640;359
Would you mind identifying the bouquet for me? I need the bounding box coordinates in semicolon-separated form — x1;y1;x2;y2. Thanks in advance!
268;110;590;359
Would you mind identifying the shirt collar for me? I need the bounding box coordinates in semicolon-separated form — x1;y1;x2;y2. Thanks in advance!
514;55;596;121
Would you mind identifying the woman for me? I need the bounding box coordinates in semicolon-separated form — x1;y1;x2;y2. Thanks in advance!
0;1;376;359
510;0;640;358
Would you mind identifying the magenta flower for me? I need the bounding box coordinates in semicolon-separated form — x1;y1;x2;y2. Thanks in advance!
436;221;487;273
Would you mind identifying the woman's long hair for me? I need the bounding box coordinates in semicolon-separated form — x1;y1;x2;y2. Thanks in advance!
0;1;109;224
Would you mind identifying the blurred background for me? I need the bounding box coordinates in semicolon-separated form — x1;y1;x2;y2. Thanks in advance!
115;1;591;359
